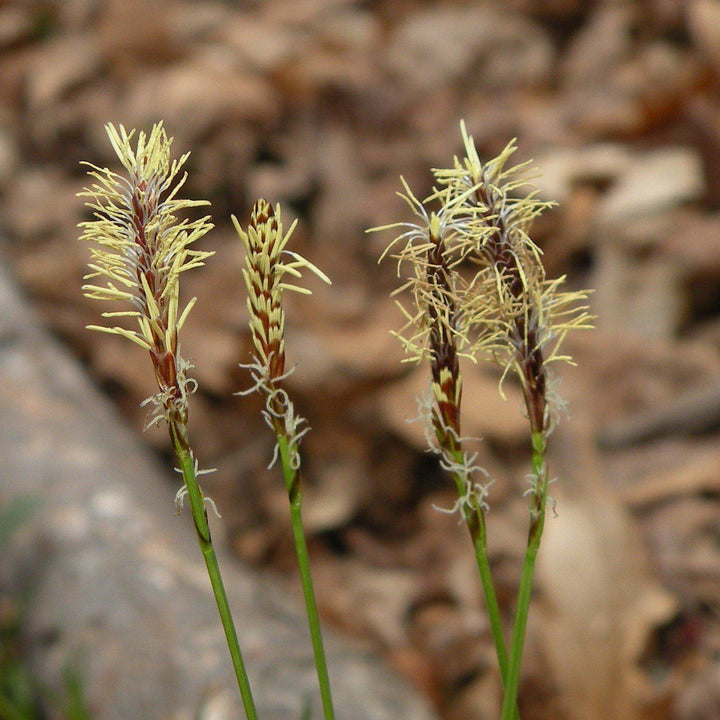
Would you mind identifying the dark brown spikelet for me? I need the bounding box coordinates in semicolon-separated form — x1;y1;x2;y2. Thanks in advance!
425;219;463;448
434;122;593;436
469;169;548;434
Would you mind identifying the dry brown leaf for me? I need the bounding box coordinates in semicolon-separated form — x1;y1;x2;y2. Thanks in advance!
533;489;677;720
619;450;720;508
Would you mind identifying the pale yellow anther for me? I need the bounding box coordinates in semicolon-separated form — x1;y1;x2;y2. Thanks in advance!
372;119;594;394
79;122;213;359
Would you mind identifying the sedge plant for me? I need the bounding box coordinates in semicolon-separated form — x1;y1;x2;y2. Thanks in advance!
79;117;592;719
233;200;335;720
78;123;258;720
371;121;592;717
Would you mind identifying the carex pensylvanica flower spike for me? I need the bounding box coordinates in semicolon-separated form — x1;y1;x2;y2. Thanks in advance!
79;123;259;719
234;199;336;720
429;121;595;720
233;199;330;468
369;166;511;694
375;184;492;509
372;121;593;717
374;177;499;366
370;179;497;514
435;120;593;436
79;121;213;431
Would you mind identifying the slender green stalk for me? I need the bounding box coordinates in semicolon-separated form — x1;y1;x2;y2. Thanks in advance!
467;508;509;673
0;697;26;720
171;423;259;720
447;453;508;681
501;433;548;720
277;434;336;720
448;453;519;719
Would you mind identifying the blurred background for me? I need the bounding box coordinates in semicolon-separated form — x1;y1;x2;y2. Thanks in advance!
1;0;720;718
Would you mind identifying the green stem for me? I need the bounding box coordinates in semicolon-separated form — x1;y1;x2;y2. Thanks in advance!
501;432;548;720
448;455;518;719
0;696;28;720
171;422;259;720
448;461;508;680
277;434;336;720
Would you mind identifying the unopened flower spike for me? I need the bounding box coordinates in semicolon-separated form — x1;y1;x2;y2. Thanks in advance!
234;199;330;463
234;200;336;720
233;200;329;377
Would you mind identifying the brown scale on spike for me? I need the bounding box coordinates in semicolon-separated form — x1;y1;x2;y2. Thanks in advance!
470;175;548;435
233;197;330;465
242;200;287;382
425;222;463;448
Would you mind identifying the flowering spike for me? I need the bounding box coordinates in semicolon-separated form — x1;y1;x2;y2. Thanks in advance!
78;121;213;427
80;125;262;716
374;121;593;439
436;126;593;434
372;122;594;712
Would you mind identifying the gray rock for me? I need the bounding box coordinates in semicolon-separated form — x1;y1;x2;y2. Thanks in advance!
0;257;437;720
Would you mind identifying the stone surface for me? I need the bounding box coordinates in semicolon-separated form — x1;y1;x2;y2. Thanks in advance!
0;256;437;720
